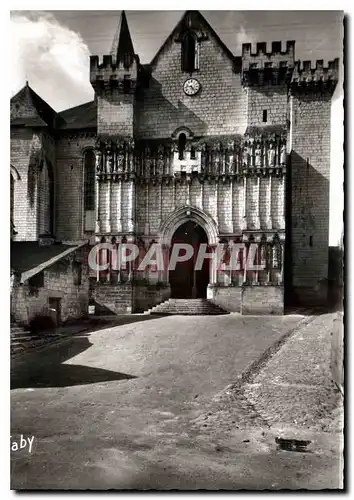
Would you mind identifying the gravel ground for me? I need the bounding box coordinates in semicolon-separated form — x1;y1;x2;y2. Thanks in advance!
241;313;343;433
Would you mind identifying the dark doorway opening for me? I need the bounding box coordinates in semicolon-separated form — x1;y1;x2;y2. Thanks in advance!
169;221;209;299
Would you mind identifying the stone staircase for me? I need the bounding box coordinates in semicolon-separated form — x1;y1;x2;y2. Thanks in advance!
11;322;34;356
10;322;66;357
147;298;230;316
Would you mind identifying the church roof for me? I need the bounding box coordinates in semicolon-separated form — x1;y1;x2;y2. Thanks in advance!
57;100;97;130
110;10;135;60
11;83;58;128
150;10;238;68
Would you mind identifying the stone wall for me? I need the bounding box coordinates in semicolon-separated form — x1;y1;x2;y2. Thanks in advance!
136;32;247;139
241;285;284;315
12;246;90;325
91;281;133;314
11;129;40;241
55;133;96;241
135;175;284;239
134;283;170;313
246;87;288;126
11;129;56;242
207;285;242;312
289;91;332;305
97;92;135;137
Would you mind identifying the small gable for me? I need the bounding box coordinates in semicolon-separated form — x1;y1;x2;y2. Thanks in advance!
150;10;236;69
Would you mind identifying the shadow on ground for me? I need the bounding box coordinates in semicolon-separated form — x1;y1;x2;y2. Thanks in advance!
11;334;136;390
284;305;343;316
66;313;165;334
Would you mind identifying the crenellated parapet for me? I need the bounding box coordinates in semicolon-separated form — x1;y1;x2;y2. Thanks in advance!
242;41;295;87
290;58;339;94
90;54;139;93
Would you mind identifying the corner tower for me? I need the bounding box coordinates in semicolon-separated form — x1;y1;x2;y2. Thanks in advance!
89;11;139;241
288;58;339;305
90;10;138;137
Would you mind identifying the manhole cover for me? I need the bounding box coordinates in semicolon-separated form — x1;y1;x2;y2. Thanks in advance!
275;437;311;452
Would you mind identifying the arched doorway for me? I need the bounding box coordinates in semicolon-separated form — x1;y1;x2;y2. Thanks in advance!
169;221;209;299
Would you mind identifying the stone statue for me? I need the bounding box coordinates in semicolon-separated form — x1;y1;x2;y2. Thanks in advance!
117;144;125;172
95;149;102;174
145;147;152;177
108;149;115;173
127;139;135;173
267;142;276;167
254;144;262;168
272;244;279;268
157;145;165;175
242;145;249;168
280;143;287;165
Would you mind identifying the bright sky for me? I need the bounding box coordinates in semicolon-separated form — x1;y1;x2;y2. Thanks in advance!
10;10;344;246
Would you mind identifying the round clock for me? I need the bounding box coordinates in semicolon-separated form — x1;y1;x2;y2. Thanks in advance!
183;78;201;96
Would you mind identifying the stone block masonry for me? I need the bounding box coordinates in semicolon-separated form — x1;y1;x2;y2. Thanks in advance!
289;91;333;304
12;246;90;325
241;285;284;315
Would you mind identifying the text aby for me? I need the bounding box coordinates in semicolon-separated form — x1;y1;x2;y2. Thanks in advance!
10;435;35;453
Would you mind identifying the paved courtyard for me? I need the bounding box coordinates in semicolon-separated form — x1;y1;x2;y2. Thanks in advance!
11;313;342;490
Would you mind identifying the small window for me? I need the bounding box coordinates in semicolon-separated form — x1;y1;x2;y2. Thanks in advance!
182;32;198;72
84;150;95;211
263;110;268;123
190;146;196;160
309;236;313;247
178;134;187;160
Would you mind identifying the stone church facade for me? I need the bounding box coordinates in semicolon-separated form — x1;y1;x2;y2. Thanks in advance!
10;11;339;320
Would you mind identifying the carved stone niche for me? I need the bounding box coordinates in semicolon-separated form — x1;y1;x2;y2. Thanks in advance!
242;139;252;169
171;127;201;175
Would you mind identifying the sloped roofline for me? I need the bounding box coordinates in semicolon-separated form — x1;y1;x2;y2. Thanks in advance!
149;10;236;68
11;82;59;128
19;242;86;284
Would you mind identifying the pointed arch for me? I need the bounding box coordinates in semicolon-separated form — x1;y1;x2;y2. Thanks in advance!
159;206;218;247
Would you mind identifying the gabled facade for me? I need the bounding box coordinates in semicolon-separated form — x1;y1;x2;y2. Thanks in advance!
10;10;339;317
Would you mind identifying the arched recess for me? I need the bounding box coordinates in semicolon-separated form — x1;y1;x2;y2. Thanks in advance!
10;165;21;181
83;149;96;232
181;31;199;72
159;205;219;247
38;159;54;236
10;165;20;234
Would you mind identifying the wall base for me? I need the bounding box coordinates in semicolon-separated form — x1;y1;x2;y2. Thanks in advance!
134;283;171;312
241;285;284;315
208;284;284;315
291;285;328;307
91;280;171;314
207;284;242;312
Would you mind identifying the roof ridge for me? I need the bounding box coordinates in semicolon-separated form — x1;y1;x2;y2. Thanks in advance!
58;100;95;116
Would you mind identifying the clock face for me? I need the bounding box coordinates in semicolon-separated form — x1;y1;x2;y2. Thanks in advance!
183;78;201;96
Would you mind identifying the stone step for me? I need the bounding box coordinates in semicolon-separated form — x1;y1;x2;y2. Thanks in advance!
148;298;229;316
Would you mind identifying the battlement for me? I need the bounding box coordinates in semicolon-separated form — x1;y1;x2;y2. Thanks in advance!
241;41;295;87
90;54;139;91
290;58;339;93
242;41;295;69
